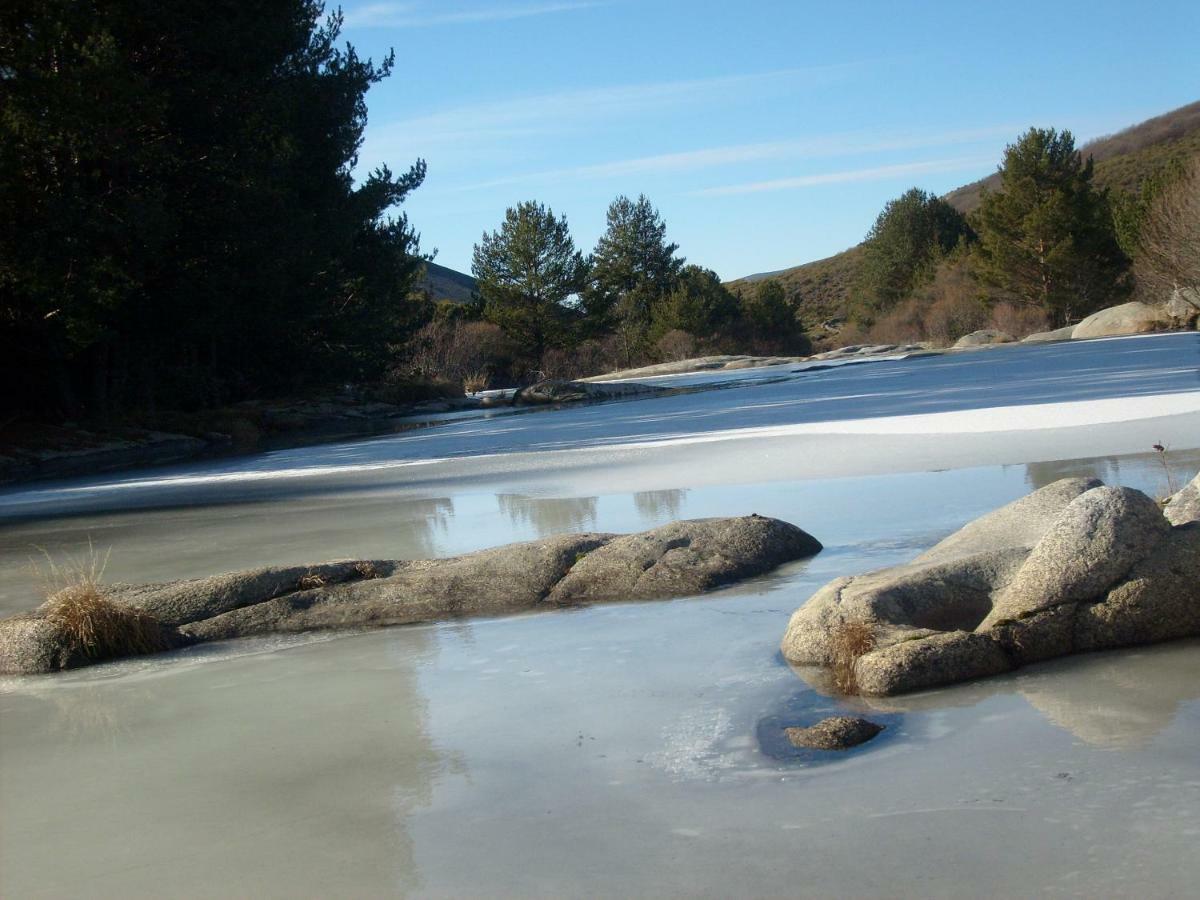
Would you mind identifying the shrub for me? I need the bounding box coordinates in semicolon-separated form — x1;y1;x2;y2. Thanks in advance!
38;545;170;659
403;319;519;386
988;301;1049;338
656;329;697;362
828;619;876;694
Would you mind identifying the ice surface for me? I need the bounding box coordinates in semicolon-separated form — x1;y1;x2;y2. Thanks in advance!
2;333;1200;897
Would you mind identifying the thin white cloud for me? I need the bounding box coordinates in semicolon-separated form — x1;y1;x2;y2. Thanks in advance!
451;126;1017;191
694;157;996;196
345;2;603;29
366;64;861;156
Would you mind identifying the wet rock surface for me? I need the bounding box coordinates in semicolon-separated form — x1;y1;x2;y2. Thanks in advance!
0;516;821;675
782;472;1200;695
785;716;884;750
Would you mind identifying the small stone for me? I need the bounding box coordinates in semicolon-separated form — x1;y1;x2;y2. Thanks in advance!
784;716;883;750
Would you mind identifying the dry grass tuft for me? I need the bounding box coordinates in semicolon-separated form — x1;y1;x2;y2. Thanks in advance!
353;560;380;580
36;542;169;659
829;619;877;695
462;370;490;394
298;571;327;590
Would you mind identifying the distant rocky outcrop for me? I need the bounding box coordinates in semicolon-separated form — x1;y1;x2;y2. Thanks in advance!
1070;301;1171;340
1021;325;1076;344
511;379;669;405
782;472;1200;696
953;329;1015;349
0;516;821;675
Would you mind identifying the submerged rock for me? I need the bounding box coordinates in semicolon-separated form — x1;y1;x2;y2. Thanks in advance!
785;716;883;750
782;475;1200;696
0;516;821;675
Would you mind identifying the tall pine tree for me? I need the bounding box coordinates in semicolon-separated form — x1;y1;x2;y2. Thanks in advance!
972;128;1129;324
0;1;427;416
588;195;683;361
472;201;587;365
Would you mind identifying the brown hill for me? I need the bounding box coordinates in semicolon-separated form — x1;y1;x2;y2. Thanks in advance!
729;99;1200;329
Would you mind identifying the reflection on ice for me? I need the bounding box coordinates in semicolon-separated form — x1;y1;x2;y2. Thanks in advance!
795;639;1200;750
1;332;1197;518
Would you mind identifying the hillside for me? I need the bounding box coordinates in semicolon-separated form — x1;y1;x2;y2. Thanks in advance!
418;261;476;303
730;99;1200;330
944;99;1200;212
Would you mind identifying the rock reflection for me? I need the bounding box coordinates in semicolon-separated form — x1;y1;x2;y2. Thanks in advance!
633;489;688;524
496;494;598;535
790;639;1200;750
1025;449;1200;495
0;628;454;898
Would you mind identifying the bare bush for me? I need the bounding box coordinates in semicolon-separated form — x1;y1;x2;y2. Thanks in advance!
867;298;928;344
403;320;518;385
1135;156;1200;302
988;301;1049;338
541;335;626;380
656;329;697;362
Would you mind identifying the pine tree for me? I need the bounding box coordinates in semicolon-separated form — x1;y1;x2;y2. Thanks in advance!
588;195;683;361
0;0;427;415
972;128;1129;324
857;188;972;310
650;265;739;339
472;201;588;364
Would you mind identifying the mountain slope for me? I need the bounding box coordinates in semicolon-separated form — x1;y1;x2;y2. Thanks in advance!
729;99;1200;328
418;261;476;303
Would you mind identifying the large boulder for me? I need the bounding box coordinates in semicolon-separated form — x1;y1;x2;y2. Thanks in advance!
0;516;821;675
1166;287;1200;327
782;476;1200;696
1021;325;1076;344
781;478;1100;666
1164;470;1200;526
979;486;1170;628
953;329;1015;349
1070;301;1170;340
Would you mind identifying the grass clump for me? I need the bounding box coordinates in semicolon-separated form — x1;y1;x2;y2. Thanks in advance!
829;619;876;695
38;543;170;659
298;571;327;590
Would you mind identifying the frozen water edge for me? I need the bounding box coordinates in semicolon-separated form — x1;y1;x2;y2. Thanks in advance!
2;332;1200;897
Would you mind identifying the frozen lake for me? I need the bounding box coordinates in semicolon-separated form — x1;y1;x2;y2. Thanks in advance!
2;332;1200;897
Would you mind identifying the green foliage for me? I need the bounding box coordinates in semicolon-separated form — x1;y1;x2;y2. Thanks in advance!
0;0;428;417
472;201;587;362
744;102;1200;340
1111;157;1190;257
971;128;1129;324
587;195;684;357
651;265;739;339
856;188;972;311
742;281;793;335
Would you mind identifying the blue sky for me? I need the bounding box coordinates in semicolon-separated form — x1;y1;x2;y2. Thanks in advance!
344;0;1199;281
